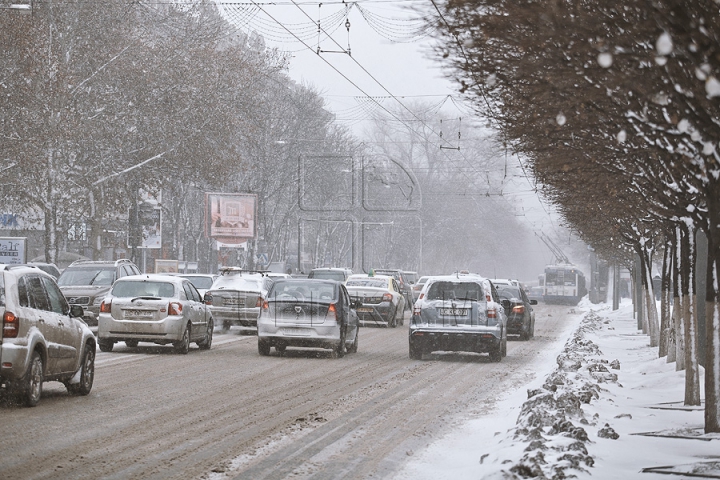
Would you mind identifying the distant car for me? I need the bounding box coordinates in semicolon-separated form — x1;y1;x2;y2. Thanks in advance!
495;284;536;340
307;268;353;283
409;274;507;361
0;265;96;406
17;262;61;280
97;274;213;353
206;268;274;332
489;278;522;289
345;274;405;327
257;278;359;357
411;276;430;302
177;273;217;299
372;268;413;310
528;286;544;303
57;259;141;326
266;272;292;280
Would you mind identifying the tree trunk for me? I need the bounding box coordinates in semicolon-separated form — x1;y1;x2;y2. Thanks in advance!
704;201;720;433
659;243;671;358
641;248;660;347
681;224;701;406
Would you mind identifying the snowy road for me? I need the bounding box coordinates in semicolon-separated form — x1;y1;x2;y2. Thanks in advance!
0;304;578;479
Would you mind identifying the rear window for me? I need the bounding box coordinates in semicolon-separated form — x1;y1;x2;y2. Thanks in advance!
497;287;522;300
309;271;346;281
269;281;336;301
112;281;175;298
182;276;214;289
58;267;116;286
347;279;387;288
212;276;263;291
426;281;484;301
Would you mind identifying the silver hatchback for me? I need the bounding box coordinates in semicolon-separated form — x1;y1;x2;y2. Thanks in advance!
97;274;213;354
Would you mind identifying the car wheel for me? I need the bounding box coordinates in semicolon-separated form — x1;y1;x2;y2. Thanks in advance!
409;339;422;360
16;351;43;407
221;320;231;333
258;339;271;356
66;344;95;396
275;343;286;355
347;328;359;353
174;324;191;354
198;319;214;350
125;340;139;348
99;340;114;352
332;324;347;358
501;337;507;358
489;345;502;362
398;307;404;326
389;307;397;328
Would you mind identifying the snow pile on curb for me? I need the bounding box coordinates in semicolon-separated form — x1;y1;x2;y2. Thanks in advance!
492;310;620;479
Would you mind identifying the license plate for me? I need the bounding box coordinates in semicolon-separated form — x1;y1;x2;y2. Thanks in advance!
357;307;373;313
440;308;468;316
124;310;153;319
282;327;309;336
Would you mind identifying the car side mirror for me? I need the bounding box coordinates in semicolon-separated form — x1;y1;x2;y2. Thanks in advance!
70;304;84;318
529;299;538;305
204;293;213;305
351;300;362;309
501;299;511;312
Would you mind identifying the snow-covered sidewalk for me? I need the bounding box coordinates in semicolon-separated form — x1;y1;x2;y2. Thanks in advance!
397;299;720;479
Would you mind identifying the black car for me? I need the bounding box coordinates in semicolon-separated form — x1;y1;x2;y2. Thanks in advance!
496;284;536;340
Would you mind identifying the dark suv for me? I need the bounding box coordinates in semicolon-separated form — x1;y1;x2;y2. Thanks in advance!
57;259;141;326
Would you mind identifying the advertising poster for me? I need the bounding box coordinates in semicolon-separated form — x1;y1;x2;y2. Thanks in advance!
205;193;256;245
0;237;26;265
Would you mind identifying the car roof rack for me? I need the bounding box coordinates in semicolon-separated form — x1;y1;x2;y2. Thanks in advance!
218;267;270;276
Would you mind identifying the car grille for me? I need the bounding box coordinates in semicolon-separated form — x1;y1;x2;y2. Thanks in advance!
66;296;90;305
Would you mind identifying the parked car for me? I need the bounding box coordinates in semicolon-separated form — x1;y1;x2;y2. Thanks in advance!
206;268;274;332
17;262;61;280
528;286;544;303
411;275;429;302
495;284;536;340
177;273;217;299
307;267;353;283
258;278;359;357
372;268;413;310
97;274;213;353
345;274;405;327
57;259;141;326
409;274;507;361
0;265;96;406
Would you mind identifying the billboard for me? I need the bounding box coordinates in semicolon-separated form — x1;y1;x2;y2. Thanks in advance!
205;193;256;245
0;237;27;265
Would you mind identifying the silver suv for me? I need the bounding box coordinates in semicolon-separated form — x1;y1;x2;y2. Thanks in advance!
0;265;96;406
57;259;141;326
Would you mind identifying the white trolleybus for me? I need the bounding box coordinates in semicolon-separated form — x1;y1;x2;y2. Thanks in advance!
540;264;587;306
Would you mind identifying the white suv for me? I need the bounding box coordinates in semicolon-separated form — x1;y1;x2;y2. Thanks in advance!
0;265;96;406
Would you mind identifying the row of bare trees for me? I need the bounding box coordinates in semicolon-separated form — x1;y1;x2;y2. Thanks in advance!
430;0;719;432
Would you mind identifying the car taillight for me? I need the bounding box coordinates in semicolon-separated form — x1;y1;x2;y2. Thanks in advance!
169;302;183;315
487;308;497;319
328;303;337;320
3;311;19;338
512;305;525;314
419;293;424;300
100;300;111;313
262;300;269;310
256;297;263;308
382;293;393;302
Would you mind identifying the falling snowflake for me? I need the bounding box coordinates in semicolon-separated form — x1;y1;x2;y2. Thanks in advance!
656;32;673;56
617;130;627;143
597;52;613;68
706;76;720;98
556;113;567;126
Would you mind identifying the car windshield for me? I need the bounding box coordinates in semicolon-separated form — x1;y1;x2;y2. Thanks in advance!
347;279;387;288
426;281;483;301
212;275;263;291
182;276;214;289
112;281;175;298
269;281;336;302
310;271;346;281
58;267;115;286
498;287;522;299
